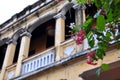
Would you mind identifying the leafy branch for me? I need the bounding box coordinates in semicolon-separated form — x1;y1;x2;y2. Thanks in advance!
68;0;120;76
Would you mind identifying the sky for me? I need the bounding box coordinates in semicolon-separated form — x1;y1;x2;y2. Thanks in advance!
0;0;38;25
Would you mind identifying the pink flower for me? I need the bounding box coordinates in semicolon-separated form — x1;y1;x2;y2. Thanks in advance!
86;60;97;65
86;51;97;65
86;51;95;57
76;38;83;44
75;29;86;45
76;29;86;36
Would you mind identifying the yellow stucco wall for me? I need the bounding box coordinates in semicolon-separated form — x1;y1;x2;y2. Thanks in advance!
1;0;120;80
26;49;120;80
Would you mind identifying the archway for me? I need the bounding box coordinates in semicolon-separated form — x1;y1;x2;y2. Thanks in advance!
29;19;55;56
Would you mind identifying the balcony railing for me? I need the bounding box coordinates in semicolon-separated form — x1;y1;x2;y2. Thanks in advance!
21;48;55;75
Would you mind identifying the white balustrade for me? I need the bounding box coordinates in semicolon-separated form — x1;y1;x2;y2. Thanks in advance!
21;50;55;75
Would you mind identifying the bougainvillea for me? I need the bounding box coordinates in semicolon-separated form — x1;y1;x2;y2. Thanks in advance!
76;29;86;45
86;51;97;65
68;0;120;76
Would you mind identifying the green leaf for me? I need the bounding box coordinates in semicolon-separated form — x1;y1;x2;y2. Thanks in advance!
94;0;102;8
92;55;98;61
103;2;109;11
72;25;81;33
117;44;120;49
86;31;92;39
116;35;120;40
96;49;104;60
101;63;110;70
76;0;86;4
107;10;113;22
86;32;92;42
96;15;106;31
86;32;95;48
83;18;93;33
106;31;111;37
111;0;120;20
98;42;108;51
89;39;95;48
96;68;101;76
104;31;112;41
104;35;112;42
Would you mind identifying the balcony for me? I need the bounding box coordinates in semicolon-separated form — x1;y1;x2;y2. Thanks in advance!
60;39;77;58
4;39;80;80
21;47;55;75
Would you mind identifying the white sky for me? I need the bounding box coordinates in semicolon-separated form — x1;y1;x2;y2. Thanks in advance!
0;0;38;25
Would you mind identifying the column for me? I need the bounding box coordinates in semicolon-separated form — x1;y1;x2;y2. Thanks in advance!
73;4;86;52
74;4;84;25
15;31;31;77
54;13;66;61
0;39;17;80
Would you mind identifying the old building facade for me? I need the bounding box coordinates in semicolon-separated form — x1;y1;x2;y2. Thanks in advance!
0;0;120;80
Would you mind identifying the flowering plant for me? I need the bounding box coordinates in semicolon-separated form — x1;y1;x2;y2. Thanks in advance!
68;0;120;76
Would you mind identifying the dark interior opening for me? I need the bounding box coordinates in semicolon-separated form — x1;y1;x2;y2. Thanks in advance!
0;44;7;69
13;38;21;63
29;19;55;57
85;3;97;18
65;8;75;40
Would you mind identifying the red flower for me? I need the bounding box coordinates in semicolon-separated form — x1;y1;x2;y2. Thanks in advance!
76;29;86;36
86;60;97;65
76;38;83;44
86;51;97;65
86;51;95;57
75;29;86;45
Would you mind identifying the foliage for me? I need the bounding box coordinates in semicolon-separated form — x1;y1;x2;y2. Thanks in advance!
68;0;120;76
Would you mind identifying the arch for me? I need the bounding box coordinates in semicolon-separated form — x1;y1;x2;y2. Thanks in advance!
27;2;75;33
11;28;25;41
60;2;74;16
27;12;57;33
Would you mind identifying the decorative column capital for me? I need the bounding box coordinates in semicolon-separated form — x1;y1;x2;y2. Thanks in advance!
20;31;32;38
6;39;17;45
73;4;86;10
53;13;66;20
